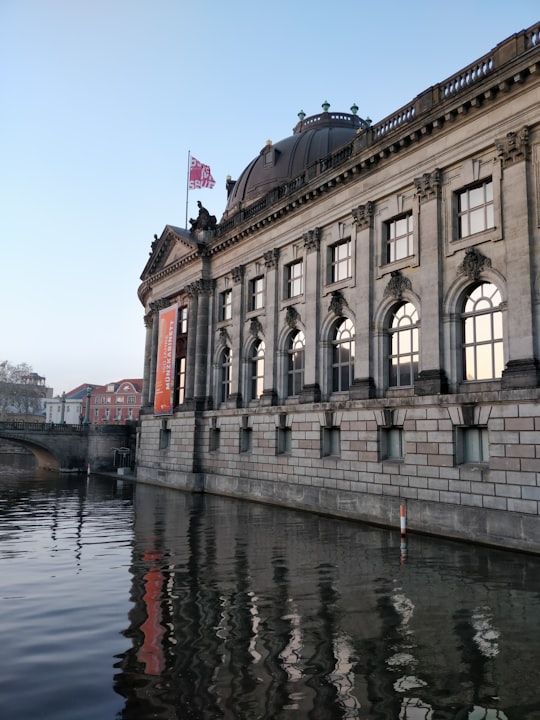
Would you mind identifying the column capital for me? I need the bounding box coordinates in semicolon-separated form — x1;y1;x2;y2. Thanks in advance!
414;169;442;202
303;227;321;251
264;248;280;269
496;126;529;168
351;202;374;229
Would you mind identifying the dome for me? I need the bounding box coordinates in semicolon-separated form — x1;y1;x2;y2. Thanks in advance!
225;106;368;211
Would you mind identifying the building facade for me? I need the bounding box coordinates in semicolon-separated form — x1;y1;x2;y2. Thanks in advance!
137;23;540;553
45;380;143;426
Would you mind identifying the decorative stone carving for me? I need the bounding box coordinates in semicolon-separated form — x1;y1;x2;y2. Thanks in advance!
496;126;529;167
303;227;321;251
249;317;263;337
186;279;215;296
285;306;300;329
231;265;245;284
329;290;348;316
218;327;230;346
189;201;217;233
383;270;412;300
143;312;153;328
351;202;374;229
414;169;442;201
264;248;280;268
149;299;169;314
457;247;491;281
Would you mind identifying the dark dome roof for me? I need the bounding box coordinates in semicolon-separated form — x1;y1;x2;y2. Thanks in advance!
225;109;367;211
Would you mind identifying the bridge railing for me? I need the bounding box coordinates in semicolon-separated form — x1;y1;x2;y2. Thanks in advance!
0;421;85;433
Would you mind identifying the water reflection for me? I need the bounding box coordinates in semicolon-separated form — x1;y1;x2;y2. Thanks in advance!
115;485;540;719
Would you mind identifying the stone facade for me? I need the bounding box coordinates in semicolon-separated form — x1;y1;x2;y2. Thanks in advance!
136;23;540;553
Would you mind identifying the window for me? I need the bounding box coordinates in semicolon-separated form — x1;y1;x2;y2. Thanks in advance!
287;260;303;298
209;425;220;451
249;276;264;311
250;340;265;400
330;239;352;283
332;318;355;392
105;408;110;420
388;302;419;387
115;408;122;420
127;408;133;420
457;180;494;238
277;426;292;455
176;357;186;405
117;396;124;403
240;427;252;453
462;283;503;381
220;290;232;321
386;214;413;263
287;330;305;397
321;426;341;457
179;305;188;334
127;396;135;404
381;427;404;460
457;427;489;464
220;347;232;403
159;421;171;450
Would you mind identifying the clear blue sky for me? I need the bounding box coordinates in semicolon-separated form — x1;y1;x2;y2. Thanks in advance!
1;0;538;396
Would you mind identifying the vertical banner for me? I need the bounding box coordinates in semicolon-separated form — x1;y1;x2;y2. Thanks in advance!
154;305;178;415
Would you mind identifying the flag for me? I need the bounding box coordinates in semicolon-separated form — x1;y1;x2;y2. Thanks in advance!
189;156;215;189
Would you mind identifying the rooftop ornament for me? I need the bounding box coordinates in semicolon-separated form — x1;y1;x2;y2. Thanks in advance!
350;103;359;115
297;110;306;121
321;100;330;113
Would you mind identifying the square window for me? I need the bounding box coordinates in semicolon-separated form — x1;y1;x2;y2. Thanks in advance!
286;260;303;298
240;427;252;453
220;290;232;321
381;427;404;460
321;426;341;457
457;427;489;464
249;276;264;311
277;426;292;454
385;214;413;263
329;239;351;283
457;180;494;239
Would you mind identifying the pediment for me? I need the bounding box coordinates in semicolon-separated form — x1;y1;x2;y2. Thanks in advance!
140;224;198;280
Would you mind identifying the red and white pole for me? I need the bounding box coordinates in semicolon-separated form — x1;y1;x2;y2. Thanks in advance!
87;463;91;478
400;503;407;536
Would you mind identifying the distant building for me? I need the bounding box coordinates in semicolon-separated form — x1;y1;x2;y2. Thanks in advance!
136;24;540;553
45;380;143;425
90;379;143;425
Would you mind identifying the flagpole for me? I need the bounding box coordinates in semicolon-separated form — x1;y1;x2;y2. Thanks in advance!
185;150;191;228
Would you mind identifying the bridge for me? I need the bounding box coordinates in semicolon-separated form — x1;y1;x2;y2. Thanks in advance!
0;421;137;473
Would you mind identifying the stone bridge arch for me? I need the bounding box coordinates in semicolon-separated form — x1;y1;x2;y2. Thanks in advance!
0;436;62;470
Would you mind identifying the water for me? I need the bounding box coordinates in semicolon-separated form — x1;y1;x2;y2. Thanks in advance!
1;467;540;719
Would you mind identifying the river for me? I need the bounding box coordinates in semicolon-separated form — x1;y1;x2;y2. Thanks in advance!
1;463;540;719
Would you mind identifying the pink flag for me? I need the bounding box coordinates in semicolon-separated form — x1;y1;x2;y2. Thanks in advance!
189;156;215;189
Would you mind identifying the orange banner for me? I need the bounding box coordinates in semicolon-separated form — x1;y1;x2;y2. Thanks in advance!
154;305;178;415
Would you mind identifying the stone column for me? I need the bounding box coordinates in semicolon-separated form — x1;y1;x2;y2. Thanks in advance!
184;285;199;406
413;170;448;395
350;203;376;399
193;278;215;407
228;265;245;408
260;248;279;406
497;127;539;388
300;228;321;403
141;311;153;408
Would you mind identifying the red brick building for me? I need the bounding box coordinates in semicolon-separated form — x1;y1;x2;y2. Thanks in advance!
89;379;143;425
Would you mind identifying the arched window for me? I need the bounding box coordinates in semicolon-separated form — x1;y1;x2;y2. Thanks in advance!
332;318;355;392
219;347;231;403
287;330;305;397
388;302;419;387
462;282;503;381
250;340;265;400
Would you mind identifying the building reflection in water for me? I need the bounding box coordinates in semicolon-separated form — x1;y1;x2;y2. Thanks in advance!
114;484;540;719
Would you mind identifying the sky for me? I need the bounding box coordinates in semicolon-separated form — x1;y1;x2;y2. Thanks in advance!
1;0;538;396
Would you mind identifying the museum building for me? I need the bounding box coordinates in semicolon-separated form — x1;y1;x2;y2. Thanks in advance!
136;23;540;553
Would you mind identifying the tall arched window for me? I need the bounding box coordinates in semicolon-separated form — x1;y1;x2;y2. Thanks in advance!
332;318;355;392
462;282;503;381
287;330;305;397
219;347;231;403
250;340;265;400
388;302;419;387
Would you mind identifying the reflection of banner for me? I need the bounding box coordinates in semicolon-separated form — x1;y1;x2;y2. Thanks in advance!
154;305;178;415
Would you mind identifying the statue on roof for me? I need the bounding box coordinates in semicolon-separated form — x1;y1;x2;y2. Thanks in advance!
189;201;217;234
